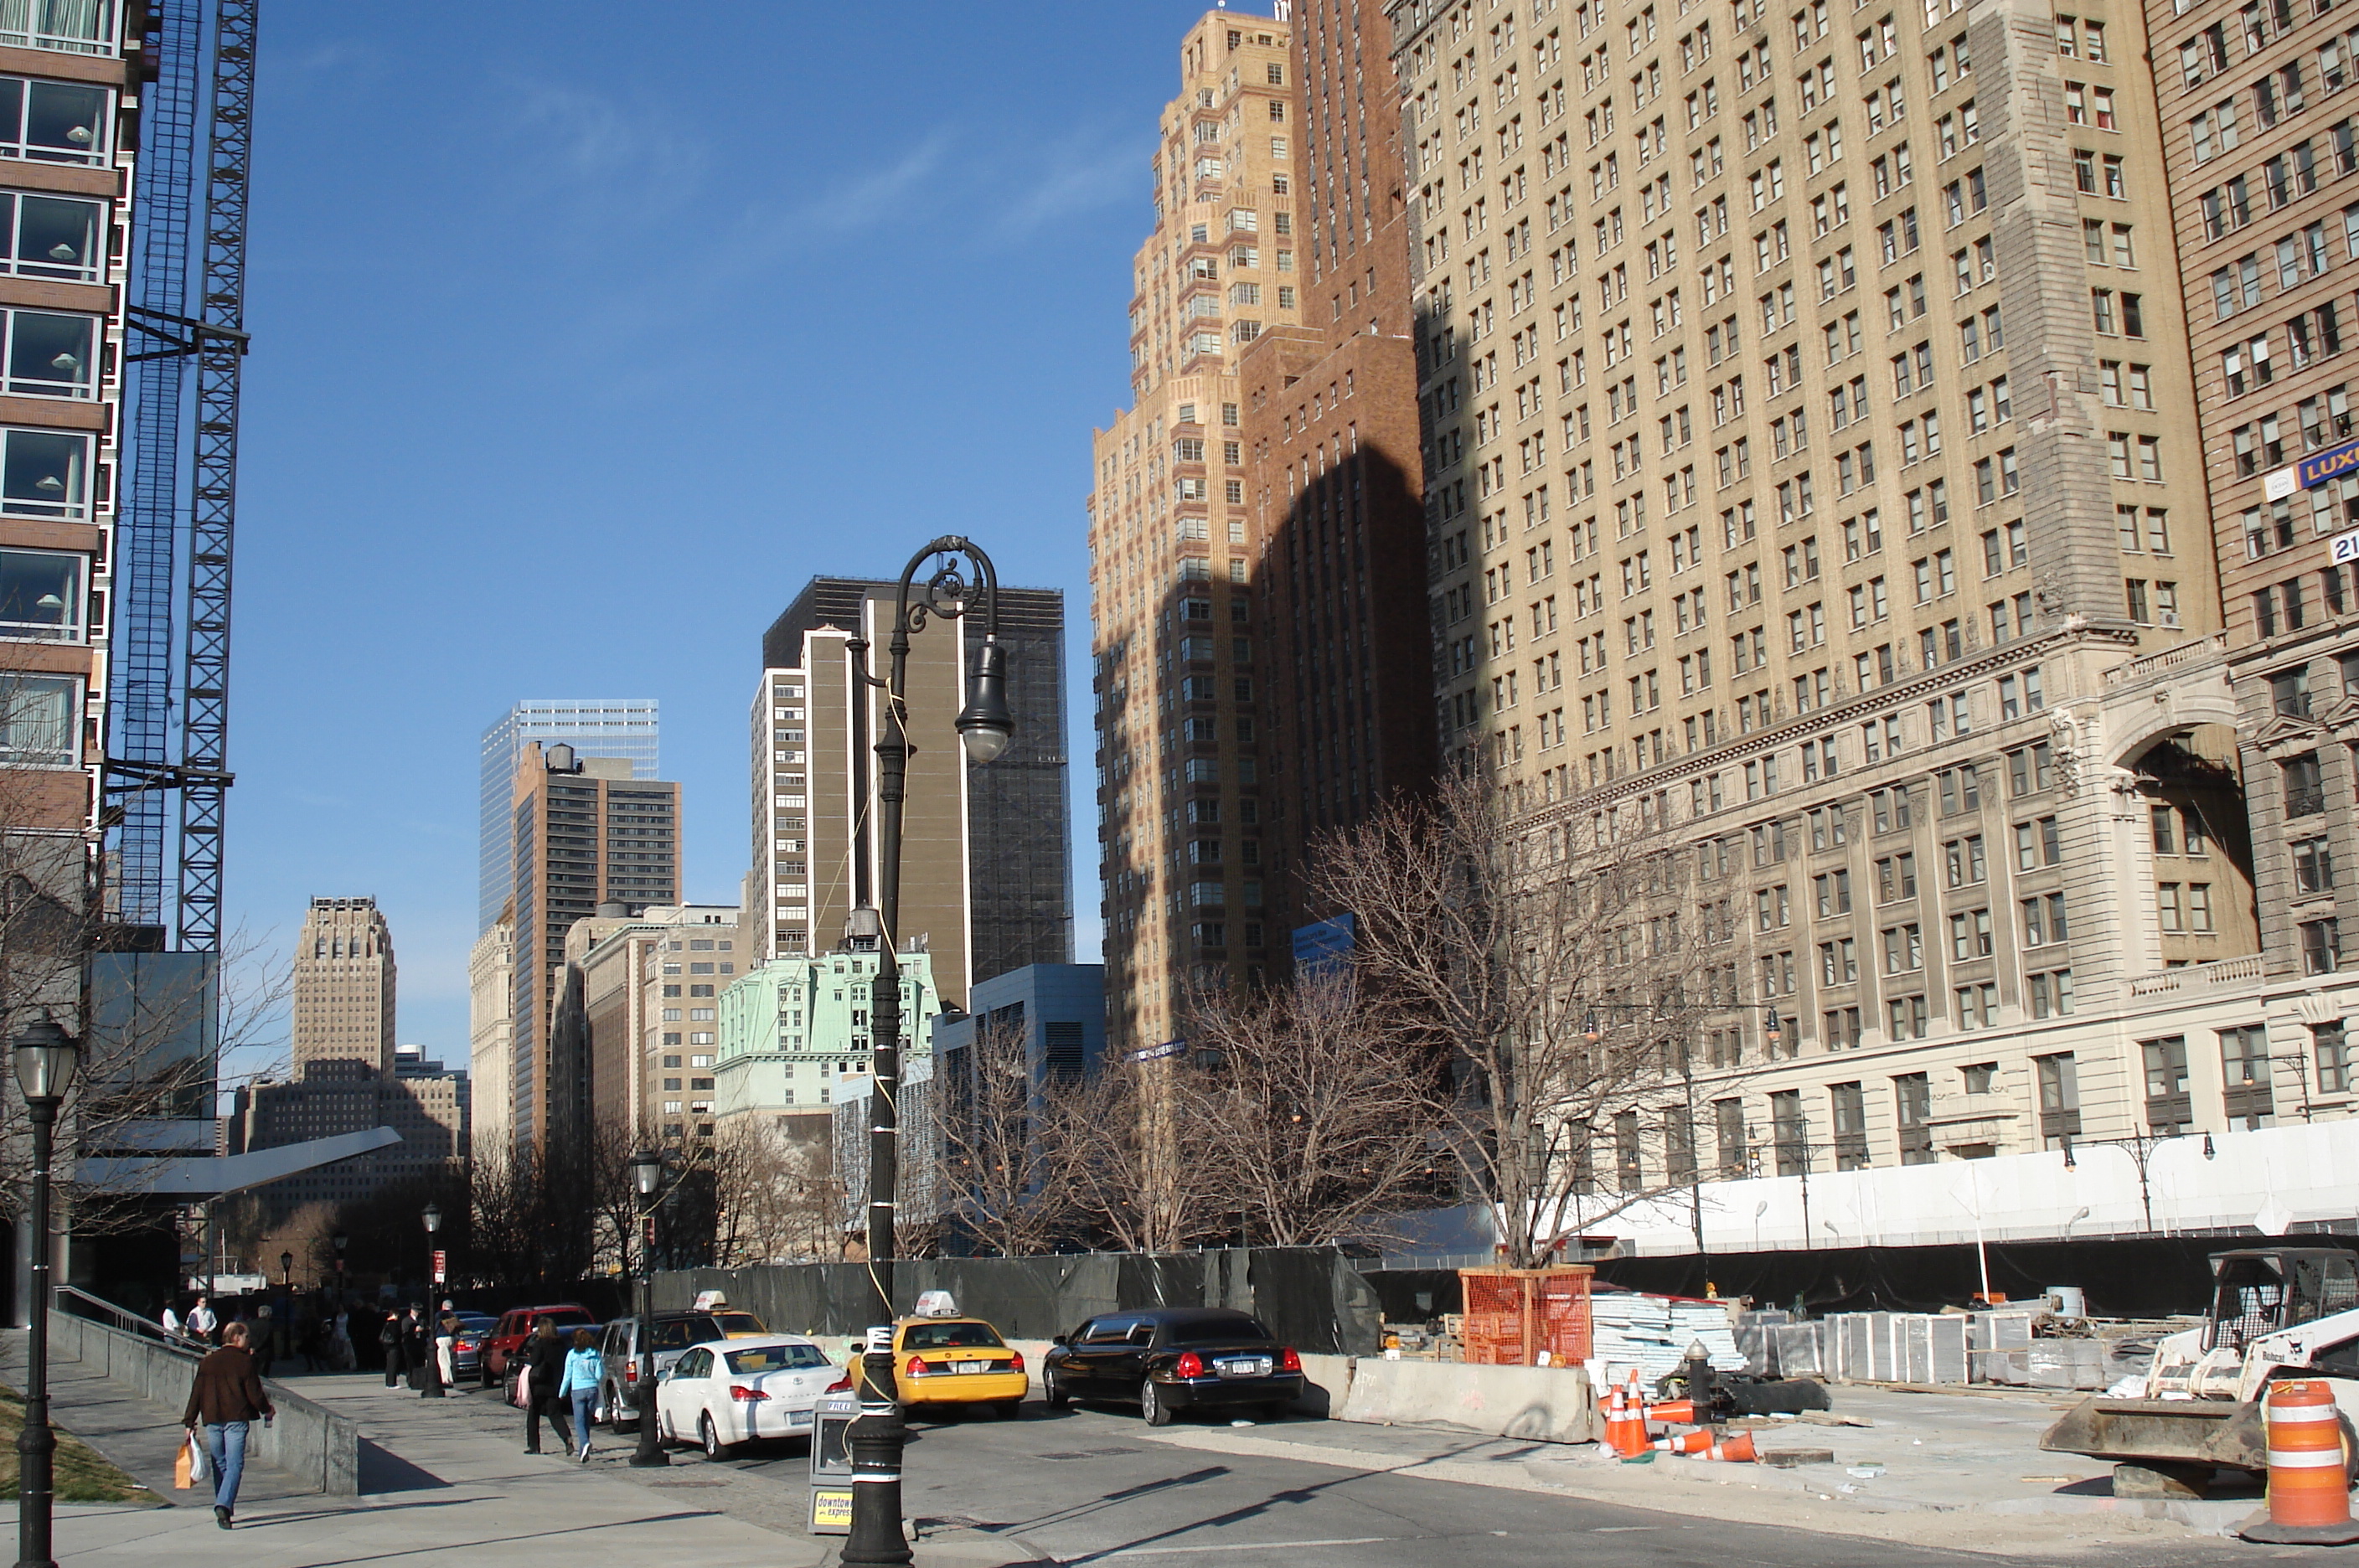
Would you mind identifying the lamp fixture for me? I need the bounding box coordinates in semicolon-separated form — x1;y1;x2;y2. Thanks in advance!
421;1201;441;1235
64;126;89;143
49;352;75;371
33;475;61;492
45;243;72;260
953;636;1016;764
11;1016;77;1103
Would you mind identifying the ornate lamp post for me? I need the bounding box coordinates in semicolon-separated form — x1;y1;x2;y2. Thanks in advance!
841;538;1015;1568
418;1204;445;1398
627;1148;669;1467
278;1250;292;1288
14;1016;80;1568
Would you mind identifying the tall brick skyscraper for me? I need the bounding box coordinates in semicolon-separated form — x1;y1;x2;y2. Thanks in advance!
1090;13;1303;1052
1240;0;1439;957
291;897;395;1071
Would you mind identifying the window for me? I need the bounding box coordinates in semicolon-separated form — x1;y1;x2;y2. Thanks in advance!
2304;916;2344;974
2036;1053;2082;1144
2316;1022;2351;1095
0;428;87;520
0;309;92;400
2222;1024;2275;1125
0;191;98;281
2144;1035;2191;1131
0;78;106;167
0;673;75;765
0;548;80;641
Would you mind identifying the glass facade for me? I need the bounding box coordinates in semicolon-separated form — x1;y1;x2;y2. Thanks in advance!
477;699;658;933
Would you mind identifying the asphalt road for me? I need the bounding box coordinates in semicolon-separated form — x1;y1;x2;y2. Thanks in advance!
431;1390;2252;1568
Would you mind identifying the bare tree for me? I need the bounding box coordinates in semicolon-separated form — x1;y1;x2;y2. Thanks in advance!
1184;969;1445;1248
1309;768;1728;1269
1040;1058;1229;1255
929;1017;1070;1256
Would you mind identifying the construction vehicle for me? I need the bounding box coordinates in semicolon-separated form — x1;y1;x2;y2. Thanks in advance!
2042;1247;2359;1491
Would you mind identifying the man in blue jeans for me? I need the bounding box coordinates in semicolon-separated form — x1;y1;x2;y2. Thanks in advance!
181;1320;275;1529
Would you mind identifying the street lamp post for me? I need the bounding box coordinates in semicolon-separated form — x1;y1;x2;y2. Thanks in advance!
278;1250;292;1289
841;538;1015;1568
332;1230;347;1297
627;1148;668;1467
418;1204;445;1399
14;1017;80;1568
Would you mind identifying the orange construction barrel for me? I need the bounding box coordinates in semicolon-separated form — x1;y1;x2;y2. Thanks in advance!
2241;1380;2359;1545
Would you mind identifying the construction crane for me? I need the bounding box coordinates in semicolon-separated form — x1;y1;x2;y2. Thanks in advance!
111;0;256;954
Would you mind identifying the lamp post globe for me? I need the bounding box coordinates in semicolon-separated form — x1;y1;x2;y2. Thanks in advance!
13;1015;78;1568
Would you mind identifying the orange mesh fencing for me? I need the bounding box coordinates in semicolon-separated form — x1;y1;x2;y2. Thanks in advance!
1458;1266;1593;1366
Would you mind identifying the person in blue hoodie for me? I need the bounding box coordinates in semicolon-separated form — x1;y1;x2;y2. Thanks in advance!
559;1327;603;1461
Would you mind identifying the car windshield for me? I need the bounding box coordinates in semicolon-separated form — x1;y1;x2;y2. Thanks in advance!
715;1313;766;1335
457;1314;496;1332
727;1344;830;1375
1162;1316;1273;1347
650;1316;722;1351
902;1322;1005;1350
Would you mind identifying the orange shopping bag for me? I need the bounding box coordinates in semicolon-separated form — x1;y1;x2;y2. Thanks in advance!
173;1433;194;1490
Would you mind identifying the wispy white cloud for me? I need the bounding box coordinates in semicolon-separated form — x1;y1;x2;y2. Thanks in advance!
989;126;1152;244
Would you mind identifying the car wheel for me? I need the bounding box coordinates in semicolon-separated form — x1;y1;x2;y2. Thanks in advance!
1045;1373;1070;1411
995;1399;1023;1421
699;1411;732;1460
1141;1380;1174;1427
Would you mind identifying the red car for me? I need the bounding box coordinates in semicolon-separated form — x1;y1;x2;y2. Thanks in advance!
483;1303;596;1391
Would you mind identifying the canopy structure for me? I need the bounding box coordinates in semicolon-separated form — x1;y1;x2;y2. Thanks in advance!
78;1127;402;1200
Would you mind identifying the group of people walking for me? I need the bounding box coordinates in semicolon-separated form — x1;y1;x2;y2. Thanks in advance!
519;1320;603;1462
376;1302;460;1390
161;1292;357;1373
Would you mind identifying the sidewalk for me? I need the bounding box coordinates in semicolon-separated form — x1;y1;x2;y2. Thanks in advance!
0;1338;823;1566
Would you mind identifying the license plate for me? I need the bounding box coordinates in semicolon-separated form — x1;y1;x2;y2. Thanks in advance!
787;1408;812;1426
955;1361;985;1375
1216;1357;1272;1379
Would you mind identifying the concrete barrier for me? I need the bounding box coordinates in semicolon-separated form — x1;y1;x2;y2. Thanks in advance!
1339;1356;1595;1443
47;1311;359;1495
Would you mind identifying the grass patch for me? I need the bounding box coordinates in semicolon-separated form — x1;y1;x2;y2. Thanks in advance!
0;1384;147;1503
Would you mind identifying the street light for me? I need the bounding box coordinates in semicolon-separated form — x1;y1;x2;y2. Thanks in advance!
418;1204;445;1399
842;537;1016;1568
332;1230;348;1290
14;1015;80;1568
627;1148;668;1468
278;1250;292;1287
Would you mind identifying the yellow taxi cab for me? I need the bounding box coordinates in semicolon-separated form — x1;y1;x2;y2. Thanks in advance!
691;1292;770;1339
858;1316;1028;1419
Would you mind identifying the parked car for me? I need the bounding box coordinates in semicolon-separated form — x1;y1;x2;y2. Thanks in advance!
853;1316;1028;1420
483;1303;597;1391
1041;1308;1303;1426
711;1309;770;1339
596;1311;726;1428
654;1335;846;1458
449;1311;498;1383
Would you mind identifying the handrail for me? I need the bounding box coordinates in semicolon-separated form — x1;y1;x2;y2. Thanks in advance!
54;1283;196;1354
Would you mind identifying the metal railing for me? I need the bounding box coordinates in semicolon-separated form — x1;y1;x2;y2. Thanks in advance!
54;1283;194;1354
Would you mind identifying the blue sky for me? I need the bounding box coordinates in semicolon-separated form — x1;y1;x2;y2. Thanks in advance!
225;2;1228;1069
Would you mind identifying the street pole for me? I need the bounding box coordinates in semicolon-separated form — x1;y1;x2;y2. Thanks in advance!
627;1149;668;1467
14;1018;80;1568
418;1204;444;1398
841;538;1013;1568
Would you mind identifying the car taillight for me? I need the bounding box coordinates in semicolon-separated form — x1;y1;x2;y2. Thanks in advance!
906;1356;931;1376
825;1375;853;1395
728;1385;769;1402
1009;1350;1025;1373
1278;1347;1302;1373
624;1364;637;1382
1174;1351;1205;1378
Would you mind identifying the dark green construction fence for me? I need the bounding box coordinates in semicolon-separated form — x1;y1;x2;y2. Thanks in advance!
653;1246;1384;1355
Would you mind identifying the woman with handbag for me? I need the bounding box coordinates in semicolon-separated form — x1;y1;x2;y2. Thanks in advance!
522;1319;575;1455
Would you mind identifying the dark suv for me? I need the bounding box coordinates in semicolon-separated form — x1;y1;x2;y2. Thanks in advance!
1041;1308;1304;1426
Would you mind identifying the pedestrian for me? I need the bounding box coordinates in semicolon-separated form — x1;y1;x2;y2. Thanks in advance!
522;1320;575;1456
403;1306;431;1390
187;1295;217;1345
379;1308;407;1388
159;1298;182;1343
180;1321;274;1530
435;1301;459;1389
560;1328;601;1462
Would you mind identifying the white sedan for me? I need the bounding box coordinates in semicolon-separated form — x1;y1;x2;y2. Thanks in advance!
654;1334;846;1457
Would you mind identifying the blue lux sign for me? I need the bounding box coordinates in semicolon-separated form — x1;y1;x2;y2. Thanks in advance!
2300;436;2359;489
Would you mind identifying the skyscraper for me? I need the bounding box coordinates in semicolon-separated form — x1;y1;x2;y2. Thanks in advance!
477;699;658;934
507;744;679;1154
751;578;1071;999
1238;0;1440;952
1379;0;2272;1170
1090;13;1303;1052
291;896;395;1071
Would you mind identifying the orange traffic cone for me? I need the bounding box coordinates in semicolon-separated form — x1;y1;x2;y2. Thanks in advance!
1695;1430;1758;1462
1640;1399;1696;1424
1599;1380;1647;1457
1653;1427;1714;1455
2242;1380;2359;1544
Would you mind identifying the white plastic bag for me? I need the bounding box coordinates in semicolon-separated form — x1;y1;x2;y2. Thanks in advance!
185;1431;210;1484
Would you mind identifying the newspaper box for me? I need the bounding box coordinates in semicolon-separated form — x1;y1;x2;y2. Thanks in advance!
808;1390;859;1534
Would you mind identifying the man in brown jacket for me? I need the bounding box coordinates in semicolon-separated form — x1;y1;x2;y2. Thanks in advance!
181;1321;274;1529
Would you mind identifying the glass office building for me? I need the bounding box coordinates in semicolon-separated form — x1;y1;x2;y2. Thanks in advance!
477;699;658;933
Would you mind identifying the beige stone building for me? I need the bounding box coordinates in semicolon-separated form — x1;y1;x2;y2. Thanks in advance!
291;897;395;1070
565;902;742;1146
1090;13;1305;1051
1376;0;2288;1180
467;913;514;1150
